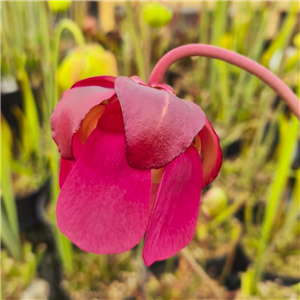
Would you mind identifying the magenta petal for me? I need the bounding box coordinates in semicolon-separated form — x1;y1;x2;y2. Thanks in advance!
51;86;115;160
130;75;147;86
59;158;76;188
151;83;174;94
198;118;222;188
72;76;116;89
57;126;151;254
72;133;84;160
97;97;124;133
115;76;206;169
59;134;83;188
142;146;203;266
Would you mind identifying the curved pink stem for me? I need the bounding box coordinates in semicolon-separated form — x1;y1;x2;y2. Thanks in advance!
148;44;300;120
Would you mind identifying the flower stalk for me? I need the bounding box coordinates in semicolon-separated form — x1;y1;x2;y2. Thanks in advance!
148;44;300;120
50;18;85;273
53;19;85;108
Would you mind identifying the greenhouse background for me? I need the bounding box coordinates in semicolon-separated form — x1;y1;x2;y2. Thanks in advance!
1;1;300;299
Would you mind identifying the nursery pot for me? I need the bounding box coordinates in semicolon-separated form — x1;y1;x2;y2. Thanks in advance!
224;139;242;159
18;178;71;300
1;83;44;136
147;256;180;278
1;89;24;138
239;241;300;286
205;243;250;291
16;177;51;230
235;202;266;225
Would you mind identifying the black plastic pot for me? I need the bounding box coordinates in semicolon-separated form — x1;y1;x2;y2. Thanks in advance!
235;202;266;225
263;272;300;286
224;139;242;159
24;219;70;300
206;240;300;290
205;244;250;291
2;83;44;136
147;256;180;279
238;242;300;287
1;90;24;138
19;178;70;300
16;177;51;230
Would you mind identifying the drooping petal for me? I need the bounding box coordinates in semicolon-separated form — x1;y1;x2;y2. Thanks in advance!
51;86;115;160
72;133;84;159
72;75;116;89
59;158;76;188
115;76;206;169
198;118;222;188
151;83;175;94
77;104;106;144
130;75;147;86
143;146;203;266
97;97;124;133
59;134;83;188
57;126;151;254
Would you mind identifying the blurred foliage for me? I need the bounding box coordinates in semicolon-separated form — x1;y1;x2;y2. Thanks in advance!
1;243;46;300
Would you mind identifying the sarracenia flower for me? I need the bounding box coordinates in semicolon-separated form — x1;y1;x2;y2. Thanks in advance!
52;75;221;266
52;44;300;266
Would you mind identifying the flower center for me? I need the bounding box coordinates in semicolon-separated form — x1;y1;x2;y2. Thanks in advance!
77;104;106;144
193;135;202;154
151;168;165;183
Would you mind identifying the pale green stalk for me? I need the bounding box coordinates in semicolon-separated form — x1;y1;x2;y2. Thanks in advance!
194;2;208;89
242;89;278;232
245;2;298;111
197;1;209;86
125;2;147;80
138;2;151;79
120;30;131;77
1;120;22;260
209;1;229;120
53;18;85;109
263;3;298;73
9;1;25;56
17;67;40;157
269;169;300;251
229;3;272;125
1;211;22;261
38;1;54;122
259;87;300;267
241;266;257;296
50;18;85;273
252;113;299;292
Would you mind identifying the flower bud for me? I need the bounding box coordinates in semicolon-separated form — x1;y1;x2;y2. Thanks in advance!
293;33;300;49
201;187;227;219
220;33;234;50
142;3;172;28
57;44;118;91
48;1;71;13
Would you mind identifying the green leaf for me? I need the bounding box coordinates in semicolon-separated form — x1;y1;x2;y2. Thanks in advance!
1;209;22;261
1;118;20;248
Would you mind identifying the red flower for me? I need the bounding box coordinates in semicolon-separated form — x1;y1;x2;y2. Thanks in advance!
51;75;222;266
